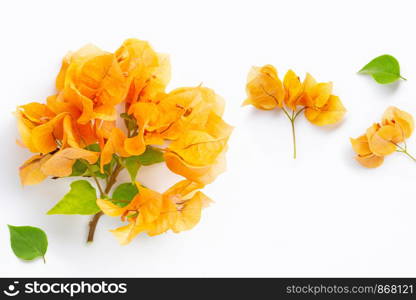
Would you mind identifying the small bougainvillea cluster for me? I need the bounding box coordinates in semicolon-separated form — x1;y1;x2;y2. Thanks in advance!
16;39;232;245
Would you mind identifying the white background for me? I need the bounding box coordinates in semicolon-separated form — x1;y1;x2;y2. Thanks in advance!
1;0;416;277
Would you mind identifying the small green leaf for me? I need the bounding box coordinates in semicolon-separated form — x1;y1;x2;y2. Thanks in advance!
85;164;107;179
47;180;100;215
104;156;117;175
124;156;141;182
85;144;101;152
120;113;138;134
112;183;139;207
358;54;406;84
8;225;48;263
124;147;164;181
69;144;101;177
136;147;164;166
70;160;88;176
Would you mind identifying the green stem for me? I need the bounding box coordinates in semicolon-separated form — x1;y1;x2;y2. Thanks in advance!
395;143;416;162
398;149;416;162
91;172;105;198
290;119;297;159
282;107;304;159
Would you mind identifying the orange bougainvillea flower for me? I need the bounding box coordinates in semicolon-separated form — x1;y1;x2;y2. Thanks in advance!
350;133;384;168
351;106;415;168
57;44;130;124
97;180;212;245
115;39;169;105
15;38;231;245
381;106;414;141
300;73;346;126
243;65;346;158
283;69;304;110
243;65;284;110
165;112;233;184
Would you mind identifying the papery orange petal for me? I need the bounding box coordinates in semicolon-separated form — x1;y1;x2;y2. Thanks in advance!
164;179;204;199
96;199;127;217
382;106;414;141
56;52;72;91
76;95;94;124
46;94;80;117
15;111;37;152
355;154;384;168
77;122;97;146
307;82;333;108
62;115;80;148
18;102;55;124
171;191;212;233
350;135;371;156
168;112;232;166
243;65;284;110
367;124;400;156
124;134;146;156
110;222;147;245
19;154;52;185
92;105;117;121
31;112;68;154
164;151;227;185
304;95;346;126
283;69;303;110
131;185;163;224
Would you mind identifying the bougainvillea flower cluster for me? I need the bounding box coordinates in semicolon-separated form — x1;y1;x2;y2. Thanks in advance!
243;65;346;158
16;39;232;244
350;106;414;168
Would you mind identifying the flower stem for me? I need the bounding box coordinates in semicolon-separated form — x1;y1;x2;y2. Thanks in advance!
87;211;103;243
282;107;304;159
398;149;416;162
87;161;123;243
395;143;416;162
290;119;297;159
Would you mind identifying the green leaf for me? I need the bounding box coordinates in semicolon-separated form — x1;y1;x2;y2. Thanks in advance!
138;147;165;165
47;180;100;215
70;160;88;176
8;225;48;263
85;143;101;152
124;147;164;181
358;54;406;84
120;113;138;134
124;156;141;182
112;183;139;207
84;164;107;179
104;155;117;175
69;144;101;177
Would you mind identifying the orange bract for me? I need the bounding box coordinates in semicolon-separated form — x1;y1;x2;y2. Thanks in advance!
243;65;284;110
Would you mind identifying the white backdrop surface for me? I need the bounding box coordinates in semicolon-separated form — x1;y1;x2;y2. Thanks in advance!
1;0;416;277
